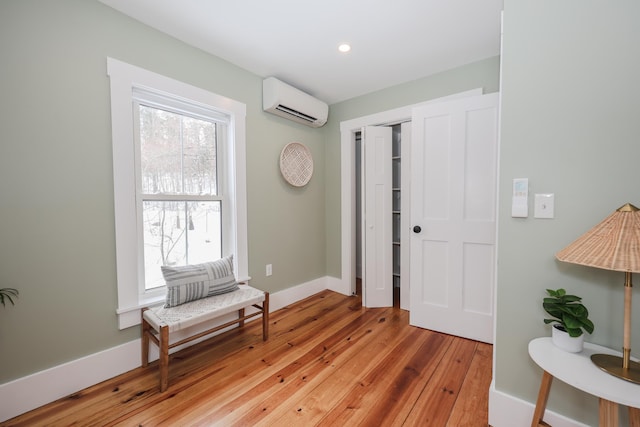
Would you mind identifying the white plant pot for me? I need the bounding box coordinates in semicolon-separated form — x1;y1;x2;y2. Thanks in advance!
552;324;584;353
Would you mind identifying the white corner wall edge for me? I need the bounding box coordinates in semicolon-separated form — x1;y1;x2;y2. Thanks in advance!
0;276;332;423
489;380;588;427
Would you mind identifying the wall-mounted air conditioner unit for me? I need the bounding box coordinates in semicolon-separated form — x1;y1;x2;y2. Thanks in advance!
263;77;328;128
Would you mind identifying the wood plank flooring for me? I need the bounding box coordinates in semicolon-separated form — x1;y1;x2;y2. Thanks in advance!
3;290;492;426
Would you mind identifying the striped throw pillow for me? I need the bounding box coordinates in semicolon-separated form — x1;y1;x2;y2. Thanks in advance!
162;255;239;308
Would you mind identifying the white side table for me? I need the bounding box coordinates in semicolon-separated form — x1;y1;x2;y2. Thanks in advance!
528;337;640;427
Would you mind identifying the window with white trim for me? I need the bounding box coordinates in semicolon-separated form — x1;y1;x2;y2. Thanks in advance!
107;58;248;329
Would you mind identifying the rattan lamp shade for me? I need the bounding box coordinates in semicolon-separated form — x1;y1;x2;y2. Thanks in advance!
556;203;640;272
556;203;640;384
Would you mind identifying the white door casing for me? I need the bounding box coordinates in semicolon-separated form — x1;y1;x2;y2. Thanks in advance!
409;93;499;344
399;122;412;311
362;126;393;308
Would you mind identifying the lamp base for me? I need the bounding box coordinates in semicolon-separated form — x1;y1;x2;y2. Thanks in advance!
591;354;640;384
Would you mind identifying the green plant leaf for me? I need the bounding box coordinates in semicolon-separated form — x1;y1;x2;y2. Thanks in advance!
546;289;562;297
0;288;19;307
566;327;583;337
580;318;595;334
561;295;582;303
563;314;584;329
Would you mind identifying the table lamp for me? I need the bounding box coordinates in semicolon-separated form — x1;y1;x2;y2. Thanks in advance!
556;203;640;384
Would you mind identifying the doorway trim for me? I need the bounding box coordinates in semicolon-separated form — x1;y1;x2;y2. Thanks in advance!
336;89;484;299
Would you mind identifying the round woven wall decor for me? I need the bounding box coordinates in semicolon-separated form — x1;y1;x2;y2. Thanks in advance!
280;142;313;187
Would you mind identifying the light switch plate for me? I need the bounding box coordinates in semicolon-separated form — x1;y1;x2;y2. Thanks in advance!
534;194;554;219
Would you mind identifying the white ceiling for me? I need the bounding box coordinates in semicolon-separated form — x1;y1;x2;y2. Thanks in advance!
99;0;503;104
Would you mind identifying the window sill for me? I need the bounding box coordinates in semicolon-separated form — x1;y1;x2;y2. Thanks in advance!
116;294;165;330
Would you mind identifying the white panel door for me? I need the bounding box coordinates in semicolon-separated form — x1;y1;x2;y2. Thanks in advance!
409;93;499;343
362;125;393;307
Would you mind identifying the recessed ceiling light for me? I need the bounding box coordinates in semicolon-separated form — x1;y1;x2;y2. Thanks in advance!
338;43;351;53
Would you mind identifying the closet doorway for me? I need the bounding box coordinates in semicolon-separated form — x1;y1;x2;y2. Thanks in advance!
338;89;486;316
340;91;482;311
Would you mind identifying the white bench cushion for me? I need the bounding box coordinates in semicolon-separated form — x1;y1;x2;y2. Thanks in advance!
143;285;266;333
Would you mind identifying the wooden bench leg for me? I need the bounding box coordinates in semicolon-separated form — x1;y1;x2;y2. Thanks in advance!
159;325;169;392
263;292;270;341
239;308;245;327
531;370;553;427
141;308;150;368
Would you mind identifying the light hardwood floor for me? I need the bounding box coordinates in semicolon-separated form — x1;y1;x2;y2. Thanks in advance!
4;289;492;426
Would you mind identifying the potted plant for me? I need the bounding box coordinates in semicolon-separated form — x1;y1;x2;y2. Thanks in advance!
543;288;594;352
0;288;18;307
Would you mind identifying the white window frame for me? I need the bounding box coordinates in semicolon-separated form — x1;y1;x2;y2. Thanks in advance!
107;57;248;329
132;89;228;294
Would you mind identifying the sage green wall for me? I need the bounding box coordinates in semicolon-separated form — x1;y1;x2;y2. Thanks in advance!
0;0;326;383
323;56;501;277
497;2;640;424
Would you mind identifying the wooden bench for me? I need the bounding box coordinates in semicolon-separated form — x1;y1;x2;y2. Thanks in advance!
141;285;269;392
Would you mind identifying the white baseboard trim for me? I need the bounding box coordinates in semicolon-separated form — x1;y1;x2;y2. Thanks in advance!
0;277;330;423
489;380;588;427
268;276;330;312
0;340;140;423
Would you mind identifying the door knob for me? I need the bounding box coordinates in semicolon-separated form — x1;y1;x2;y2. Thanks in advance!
413;225;421;233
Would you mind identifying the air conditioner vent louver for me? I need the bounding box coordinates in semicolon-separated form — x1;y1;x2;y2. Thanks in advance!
275;104;318;123
263;77;328;128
